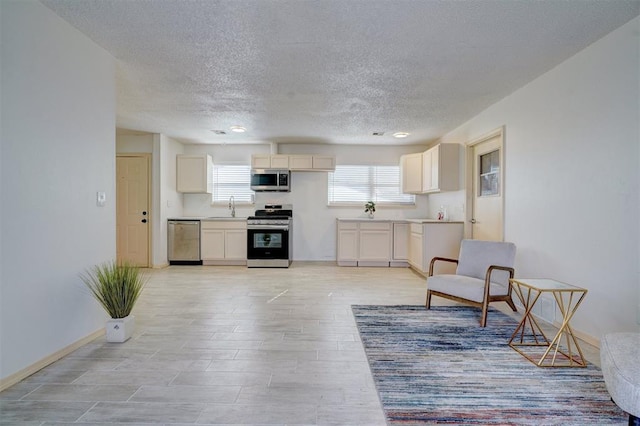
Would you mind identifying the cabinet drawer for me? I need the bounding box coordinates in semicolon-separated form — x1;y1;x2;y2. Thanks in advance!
338;221;359;230
201;221;247;230
359;222;390;231
410;223;423;234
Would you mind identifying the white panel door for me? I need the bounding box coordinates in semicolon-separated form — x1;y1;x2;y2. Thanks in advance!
116;155;150;267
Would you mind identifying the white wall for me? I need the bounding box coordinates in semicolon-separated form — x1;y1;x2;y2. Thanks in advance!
181;143;432;261
1;1;116;381
155;134;185;266
430;17;640;338
116;133;154;153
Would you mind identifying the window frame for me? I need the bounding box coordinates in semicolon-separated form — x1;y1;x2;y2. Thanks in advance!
210;163;255;206
327;164;415;208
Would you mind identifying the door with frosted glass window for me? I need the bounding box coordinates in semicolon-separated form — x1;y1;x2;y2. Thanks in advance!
470;132;504;241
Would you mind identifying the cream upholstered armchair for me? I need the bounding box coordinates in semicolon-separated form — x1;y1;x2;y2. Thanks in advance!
426;239;517;327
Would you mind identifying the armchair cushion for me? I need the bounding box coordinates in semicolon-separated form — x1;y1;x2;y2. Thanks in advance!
428;274;511;303
455;239;516;286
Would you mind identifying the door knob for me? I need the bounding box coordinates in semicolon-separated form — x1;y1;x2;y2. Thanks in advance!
141;219;147;223
470;219;477;223
142;211;147;215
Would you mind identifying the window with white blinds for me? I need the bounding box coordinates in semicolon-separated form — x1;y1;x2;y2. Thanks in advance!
327;165;415;206
211;164;254;204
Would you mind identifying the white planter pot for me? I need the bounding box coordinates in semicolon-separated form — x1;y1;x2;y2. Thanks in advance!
105;315;135;343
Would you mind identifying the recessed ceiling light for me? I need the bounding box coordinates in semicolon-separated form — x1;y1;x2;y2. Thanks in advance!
392;132;410;138
229;126;246;133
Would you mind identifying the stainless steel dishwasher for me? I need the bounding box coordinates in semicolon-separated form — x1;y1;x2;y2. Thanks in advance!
167;220;202;265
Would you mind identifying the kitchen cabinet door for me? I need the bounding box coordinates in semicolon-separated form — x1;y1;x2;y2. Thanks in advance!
312;156;335;171
225;229;247;260
270;155;289;169
337;221;359;266
422;148;435;192
359;227;391;266
201;229;225;260
401;153;423;193
408;227;423;271
289;155;313;170
337;230;358;266
177;154;213;193
423;144;460;193
392;222;409;267
251;154;271;169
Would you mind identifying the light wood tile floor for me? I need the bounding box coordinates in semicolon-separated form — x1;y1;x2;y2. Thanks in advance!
0;263;600;425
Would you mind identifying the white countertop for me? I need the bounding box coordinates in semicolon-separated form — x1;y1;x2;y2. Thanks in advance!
406;219;464;224
337;218;463;224
169;217;247;221
337;218;399;222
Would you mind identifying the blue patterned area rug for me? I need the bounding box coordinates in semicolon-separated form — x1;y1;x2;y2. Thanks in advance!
352;305;627;425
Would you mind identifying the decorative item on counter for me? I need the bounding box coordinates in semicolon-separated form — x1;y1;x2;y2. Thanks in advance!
438;205;449;221
364;201;376;219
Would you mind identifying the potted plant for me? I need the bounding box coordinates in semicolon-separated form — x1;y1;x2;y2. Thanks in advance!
364;201;376;219
80;260;147;342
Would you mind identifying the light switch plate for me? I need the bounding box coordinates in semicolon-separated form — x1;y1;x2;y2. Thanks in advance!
96;191;106;207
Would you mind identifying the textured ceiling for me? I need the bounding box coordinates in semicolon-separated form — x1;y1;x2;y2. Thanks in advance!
42;0;639;145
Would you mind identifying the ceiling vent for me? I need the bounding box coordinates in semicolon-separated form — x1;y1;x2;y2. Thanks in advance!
372;132;385;136
211;130;226;135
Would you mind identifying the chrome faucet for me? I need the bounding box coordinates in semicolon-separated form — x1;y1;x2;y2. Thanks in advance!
229;196;236;217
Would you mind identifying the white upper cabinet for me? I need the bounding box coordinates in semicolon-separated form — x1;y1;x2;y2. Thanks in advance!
251;154;272;169
176;154;213;193
311;155;336;171
289;155;313;170
400;153;423;194
401;144;459;194
252;154;335;171
425;143;459;193
270;155;290;169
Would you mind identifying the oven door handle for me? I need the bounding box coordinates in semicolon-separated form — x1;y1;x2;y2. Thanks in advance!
247;225;289;231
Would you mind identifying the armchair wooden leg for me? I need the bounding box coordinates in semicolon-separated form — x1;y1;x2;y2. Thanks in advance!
426;290;432;309
480;302;488;327
506;298;517;312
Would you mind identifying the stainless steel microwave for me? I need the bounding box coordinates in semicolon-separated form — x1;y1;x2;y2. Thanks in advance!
250;169;291;192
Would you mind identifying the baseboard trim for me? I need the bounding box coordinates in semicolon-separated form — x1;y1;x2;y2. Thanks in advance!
0;328;104;392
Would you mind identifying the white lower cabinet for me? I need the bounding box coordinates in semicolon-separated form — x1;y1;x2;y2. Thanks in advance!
358;222;391;266
337;222;359;266
337;220;410;267
201;220;247;265
408;222;463;276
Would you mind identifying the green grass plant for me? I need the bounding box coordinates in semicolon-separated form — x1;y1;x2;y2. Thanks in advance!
81;261;147;319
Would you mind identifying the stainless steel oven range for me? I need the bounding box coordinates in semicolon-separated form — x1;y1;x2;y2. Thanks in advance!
247;204;292;268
